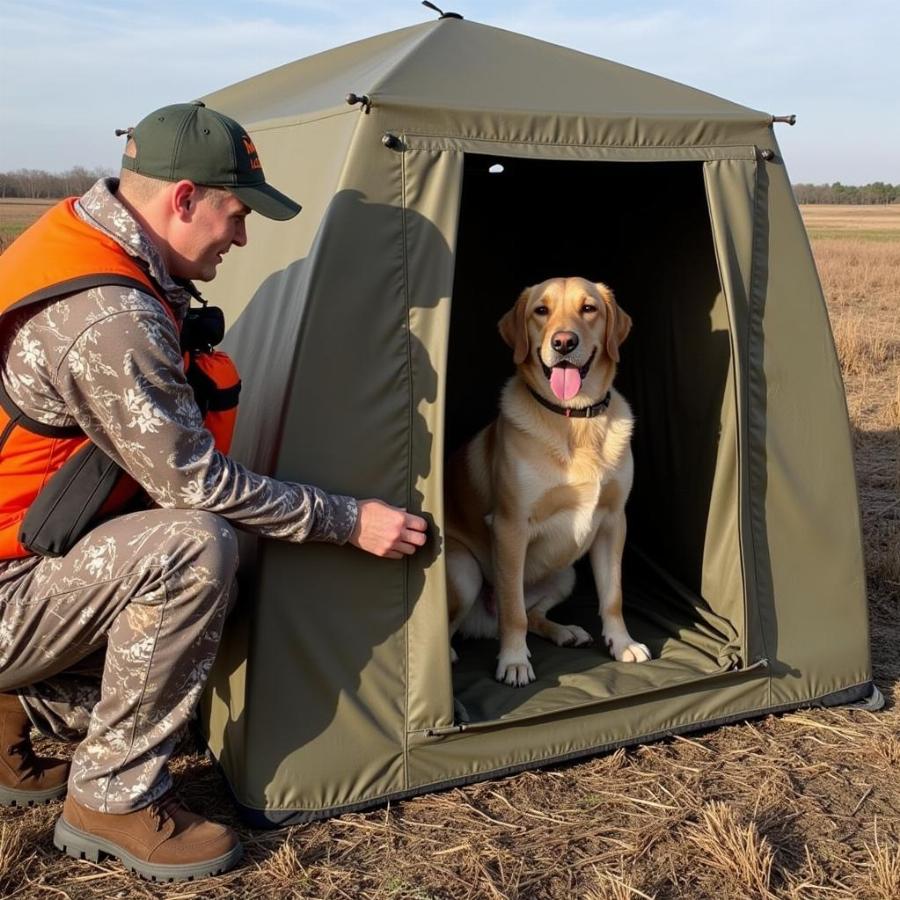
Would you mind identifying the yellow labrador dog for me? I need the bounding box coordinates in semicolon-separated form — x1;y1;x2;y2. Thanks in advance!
445;276;651;687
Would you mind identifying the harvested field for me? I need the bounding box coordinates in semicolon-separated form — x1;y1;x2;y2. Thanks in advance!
0;198;54;249
801;203;900;242
1;206;898;898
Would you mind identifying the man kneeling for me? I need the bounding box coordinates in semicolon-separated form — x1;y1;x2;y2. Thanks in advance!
0;101;427;881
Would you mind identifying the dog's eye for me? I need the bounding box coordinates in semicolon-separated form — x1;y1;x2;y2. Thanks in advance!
581;304;598;314
534;305;549;316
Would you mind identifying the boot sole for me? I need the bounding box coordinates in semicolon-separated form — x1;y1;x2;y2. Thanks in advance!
0;782;67;807
53;816;243;882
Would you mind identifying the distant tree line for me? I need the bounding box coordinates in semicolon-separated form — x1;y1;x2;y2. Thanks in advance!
793;182;899;204
0;167;113;199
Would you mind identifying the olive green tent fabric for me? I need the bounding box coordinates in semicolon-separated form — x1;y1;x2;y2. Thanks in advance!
199;17;873;825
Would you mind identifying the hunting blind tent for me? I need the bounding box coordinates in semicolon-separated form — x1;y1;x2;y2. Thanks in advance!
198;16;876;825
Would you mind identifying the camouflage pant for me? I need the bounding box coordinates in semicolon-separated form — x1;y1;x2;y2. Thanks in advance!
0;509;237;813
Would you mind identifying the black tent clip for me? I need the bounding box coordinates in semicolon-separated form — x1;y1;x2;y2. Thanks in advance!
346;93;372;113
422;1;463;19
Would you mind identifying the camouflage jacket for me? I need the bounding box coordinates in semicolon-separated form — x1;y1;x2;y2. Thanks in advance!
0;179;357;577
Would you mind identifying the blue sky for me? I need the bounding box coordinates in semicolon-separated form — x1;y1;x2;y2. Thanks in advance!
0;0;896;184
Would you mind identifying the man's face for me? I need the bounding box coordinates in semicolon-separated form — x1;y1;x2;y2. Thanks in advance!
169;187;251;282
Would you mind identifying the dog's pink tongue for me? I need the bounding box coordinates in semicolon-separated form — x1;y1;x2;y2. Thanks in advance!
550;366;581;401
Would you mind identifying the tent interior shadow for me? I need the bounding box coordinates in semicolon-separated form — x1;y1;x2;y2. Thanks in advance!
446;155;739;723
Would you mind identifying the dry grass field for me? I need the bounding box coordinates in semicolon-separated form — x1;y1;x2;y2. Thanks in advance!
0;204;898;899
802;204;900;242
0;199;54;249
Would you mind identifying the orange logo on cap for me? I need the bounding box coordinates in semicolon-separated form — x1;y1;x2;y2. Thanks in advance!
242;136;262;170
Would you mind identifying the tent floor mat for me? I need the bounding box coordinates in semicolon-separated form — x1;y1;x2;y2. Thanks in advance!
452;554;740;726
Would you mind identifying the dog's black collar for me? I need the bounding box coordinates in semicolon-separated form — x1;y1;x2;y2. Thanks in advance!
528;387;611;419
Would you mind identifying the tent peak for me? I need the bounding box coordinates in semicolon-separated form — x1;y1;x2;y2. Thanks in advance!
205;16;767;132
422;1;463;19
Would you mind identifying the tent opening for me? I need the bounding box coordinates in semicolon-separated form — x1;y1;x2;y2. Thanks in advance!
444;153;745;726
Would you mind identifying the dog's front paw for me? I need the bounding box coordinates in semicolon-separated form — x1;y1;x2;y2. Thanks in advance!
606;634;652;663
496;647;535;687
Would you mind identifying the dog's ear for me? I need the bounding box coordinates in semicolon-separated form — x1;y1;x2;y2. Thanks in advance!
498;288;531;365
596;282;632;363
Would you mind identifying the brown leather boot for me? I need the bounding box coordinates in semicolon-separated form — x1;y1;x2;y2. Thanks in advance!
54;791;243;881
0;692;69;806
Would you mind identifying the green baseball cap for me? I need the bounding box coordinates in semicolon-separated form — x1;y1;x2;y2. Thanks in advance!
120;101;301;220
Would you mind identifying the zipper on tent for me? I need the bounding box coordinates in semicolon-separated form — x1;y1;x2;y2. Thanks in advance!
420;657;769;737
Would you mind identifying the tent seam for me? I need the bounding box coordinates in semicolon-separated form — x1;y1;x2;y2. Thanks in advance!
366;21;444;100
245;106;360;135
400;132;413;793
396;132;762;153
374;97;765;125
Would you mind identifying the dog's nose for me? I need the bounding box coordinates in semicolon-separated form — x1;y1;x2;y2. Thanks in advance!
551;331;579;354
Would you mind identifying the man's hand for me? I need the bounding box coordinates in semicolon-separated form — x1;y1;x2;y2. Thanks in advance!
349;500;428;559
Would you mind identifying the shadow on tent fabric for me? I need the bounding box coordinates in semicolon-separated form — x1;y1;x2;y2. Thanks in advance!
205;189;450;809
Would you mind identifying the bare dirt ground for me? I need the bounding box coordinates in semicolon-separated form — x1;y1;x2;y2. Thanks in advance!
1;205;898;899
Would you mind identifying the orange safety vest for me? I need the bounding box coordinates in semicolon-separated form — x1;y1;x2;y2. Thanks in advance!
0;198;240;559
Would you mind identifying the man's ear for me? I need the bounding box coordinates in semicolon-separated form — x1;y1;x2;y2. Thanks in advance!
498;288;531;365
171;180;198;220
595;282;632;363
